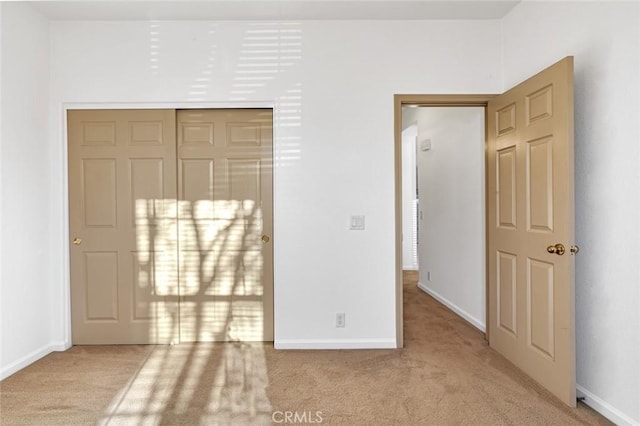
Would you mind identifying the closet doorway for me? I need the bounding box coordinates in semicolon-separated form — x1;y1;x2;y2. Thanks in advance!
67;108;273;344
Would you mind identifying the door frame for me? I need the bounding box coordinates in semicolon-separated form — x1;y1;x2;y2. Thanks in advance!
393;94;496;348
61;101;275;348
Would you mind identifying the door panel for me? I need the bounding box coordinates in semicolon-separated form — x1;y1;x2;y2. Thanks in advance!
177;109;273;342
497;147;517;229
82;159;117;227
497;251;517;336
130;159;165;210
527;137;554;232
69;109;178;344
488;57;575;406
181;159;215;203
84;251;119;321
527;258;554;358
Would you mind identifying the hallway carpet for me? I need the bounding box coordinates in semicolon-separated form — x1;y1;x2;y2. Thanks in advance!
0;272;610;425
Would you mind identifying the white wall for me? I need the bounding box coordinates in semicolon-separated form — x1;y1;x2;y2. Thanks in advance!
414;107;486;331
45;20;502;351
503;2;640;424
401;123;418;270
0;3;54;379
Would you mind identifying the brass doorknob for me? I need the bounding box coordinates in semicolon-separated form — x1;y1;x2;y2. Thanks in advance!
261;235;270;243
546;243;565;255
570;245;580;255
73;238;82;245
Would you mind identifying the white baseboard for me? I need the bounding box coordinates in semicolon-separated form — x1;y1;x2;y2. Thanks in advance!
577;385;639;426
403;266;419;271
417;281;485;333
274;339;397;350
52;341;72;352
0;342;65;381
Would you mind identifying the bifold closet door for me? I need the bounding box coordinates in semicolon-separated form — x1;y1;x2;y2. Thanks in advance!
68;109;178;344
177;109;273;342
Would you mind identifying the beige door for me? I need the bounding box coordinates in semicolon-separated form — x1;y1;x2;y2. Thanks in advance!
177;109;274;342
68;109;178;344
69;109;274;344
488;57;576;406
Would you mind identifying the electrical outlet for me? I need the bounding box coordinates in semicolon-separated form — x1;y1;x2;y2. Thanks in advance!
336;312;346;328
427;271;431;281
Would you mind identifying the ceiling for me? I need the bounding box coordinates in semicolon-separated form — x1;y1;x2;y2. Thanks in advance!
31;0;521;21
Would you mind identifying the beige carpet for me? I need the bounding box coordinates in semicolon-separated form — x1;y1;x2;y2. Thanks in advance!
0;272;610;425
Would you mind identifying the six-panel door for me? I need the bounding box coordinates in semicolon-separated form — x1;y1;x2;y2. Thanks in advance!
488;57;576;406
177;109;274;342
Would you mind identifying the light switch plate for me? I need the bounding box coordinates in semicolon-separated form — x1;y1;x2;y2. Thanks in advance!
350;215;365;230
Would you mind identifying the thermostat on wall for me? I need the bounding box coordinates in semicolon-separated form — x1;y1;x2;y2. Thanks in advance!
420;139;432;151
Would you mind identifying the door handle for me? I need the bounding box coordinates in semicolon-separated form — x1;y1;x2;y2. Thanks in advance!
73;238;82;245
546;243;565;255
570;245;579;255
261;235;270;243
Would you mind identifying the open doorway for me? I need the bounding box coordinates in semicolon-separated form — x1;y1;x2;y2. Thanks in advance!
393;95;494;347
395;59;577;406
401;105;486;331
